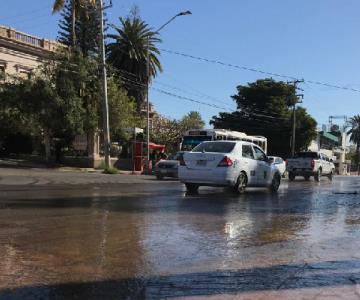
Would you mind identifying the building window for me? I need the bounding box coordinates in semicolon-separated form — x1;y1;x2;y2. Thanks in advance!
19;70;31;80
15;65;33;80
0;65;5;81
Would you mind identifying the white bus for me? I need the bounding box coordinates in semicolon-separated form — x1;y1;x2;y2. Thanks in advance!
181;129;268;153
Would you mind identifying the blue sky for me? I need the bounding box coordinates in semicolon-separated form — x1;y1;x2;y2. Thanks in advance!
1;0;360;128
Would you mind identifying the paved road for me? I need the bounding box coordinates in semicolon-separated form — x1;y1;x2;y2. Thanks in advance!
0;170;360;299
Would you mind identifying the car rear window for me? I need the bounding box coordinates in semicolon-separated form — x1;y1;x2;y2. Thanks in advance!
192;142;236;153
172;152;184;161
295;152;318;159
242;145;254;159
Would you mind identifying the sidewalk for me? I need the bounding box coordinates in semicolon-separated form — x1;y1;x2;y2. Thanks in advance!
0;163;158;186
0;158;144;174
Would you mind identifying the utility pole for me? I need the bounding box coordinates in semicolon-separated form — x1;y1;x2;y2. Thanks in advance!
146;37;150;172
288;79;304;157
145;11;192;174
98;0;112;168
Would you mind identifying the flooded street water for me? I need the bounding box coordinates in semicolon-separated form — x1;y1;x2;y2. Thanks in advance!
1;176;360;299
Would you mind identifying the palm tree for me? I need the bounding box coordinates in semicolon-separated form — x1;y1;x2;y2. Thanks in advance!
107;16;163;110
348;115;360;174
52;0;97;47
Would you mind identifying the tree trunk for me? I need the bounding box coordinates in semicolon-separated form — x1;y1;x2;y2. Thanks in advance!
44;128;51;162
357;144;360;176
71;4;76;47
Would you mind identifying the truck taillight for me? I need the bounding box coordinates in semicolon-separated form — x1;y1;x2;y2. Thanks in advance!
285;159;288;166
311;159;315;169
217;156;233;167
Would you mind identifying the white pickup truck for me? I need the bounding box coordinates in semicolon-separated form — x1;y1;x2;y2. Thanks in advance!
286;152;335;182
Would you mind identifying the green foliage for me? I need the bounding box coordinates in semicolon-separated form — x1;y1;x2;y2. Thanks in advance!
180;111;205;131
53;0;98;49
57;0;101;56
211;79;317;157
0;73;85;149
0;48;138;159
107;78;144;141
107;16;162;110
151;111;205;154
52;50;101;133
103;166;119;174
348;115;360;146
347;115;360;171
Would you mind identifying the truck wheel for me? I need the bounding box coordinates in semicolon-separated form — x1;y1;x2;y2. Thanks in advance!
234;172;247;194
304;175;310;181
288;172;295;181
185;183;199;193
269;173;281;192
314;169;321;182
328;171;333;181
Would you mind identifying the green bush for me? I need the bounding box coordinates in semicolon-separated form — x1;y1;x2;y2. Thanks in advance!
103;167;119;174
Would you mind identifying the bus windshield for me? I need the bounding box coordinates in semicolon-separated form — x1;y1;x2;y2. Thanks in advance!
181;136;212;151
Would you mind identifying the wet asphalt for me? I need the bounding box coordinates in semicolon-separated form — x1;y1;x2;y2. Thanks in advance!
0;175;360;299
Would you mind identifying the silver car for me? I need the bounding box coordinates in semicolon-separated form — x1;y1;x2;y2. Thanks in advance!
154;152;185;180
268;156;286;176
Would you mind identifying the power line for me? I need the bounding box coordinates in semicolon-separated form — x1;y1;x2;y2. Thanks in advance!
154;81;234;109
0;4;51;22
116;73;229;111
161;48;360;94
114;68;233;108
115;71;232;111
117;72;298;119
1;12;54;26
116;69;294;117
152;87;229;111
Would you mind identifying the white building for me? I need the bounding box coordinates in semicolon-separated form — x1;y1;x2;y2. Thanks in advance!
308;128;349;175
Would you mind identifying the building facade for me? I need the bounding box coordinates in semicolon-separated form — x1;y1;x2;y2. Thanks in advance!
0;25;58;80
308;129;349;175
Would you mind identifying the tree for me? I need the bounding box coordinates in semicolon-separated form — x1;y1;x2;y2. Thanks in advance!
107;16;163;110
180;111;205;131
151;115;183;154
57;0;101;56
0;47;143;161
151;111;205;154
0;75;86;160
211;79;317;157
53;0;97;48
107;78;144;141
348;115;360;174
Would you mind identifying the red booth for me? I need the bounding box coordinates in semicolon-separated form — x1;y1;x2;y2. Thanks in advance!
133;142;166;173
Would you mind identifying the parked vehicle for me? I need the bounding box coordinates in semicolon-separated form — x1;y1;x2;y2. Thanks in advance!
268;156;286;176
154;152;184;180
181;129;268;153
286;151;335;182
178;141;281;194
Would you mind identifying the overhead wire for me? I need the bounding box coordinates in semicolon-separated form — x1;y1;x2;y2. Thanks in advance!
161;48;360;94
116;73;230;111
0;4;52;22
115;69;299;118
113;69;232;110
153;81;234;109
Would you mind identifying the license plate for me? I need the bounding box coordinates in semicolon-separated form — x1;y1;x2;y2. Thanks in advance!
160;170;167;174
196;160;207;166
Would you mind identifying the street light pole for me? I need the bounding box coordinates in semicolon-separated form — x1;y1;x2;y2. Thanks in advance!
98;0;112;168
146;11;192;173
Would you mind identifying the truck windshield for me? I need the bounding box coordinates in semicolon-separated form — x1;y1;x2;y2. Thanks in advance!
192;142;236;153
295;152;318;159
181;136;212;151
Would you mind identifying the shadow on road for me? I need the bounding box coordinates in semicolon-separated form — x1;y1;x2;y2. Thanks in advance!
1;259;360;299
